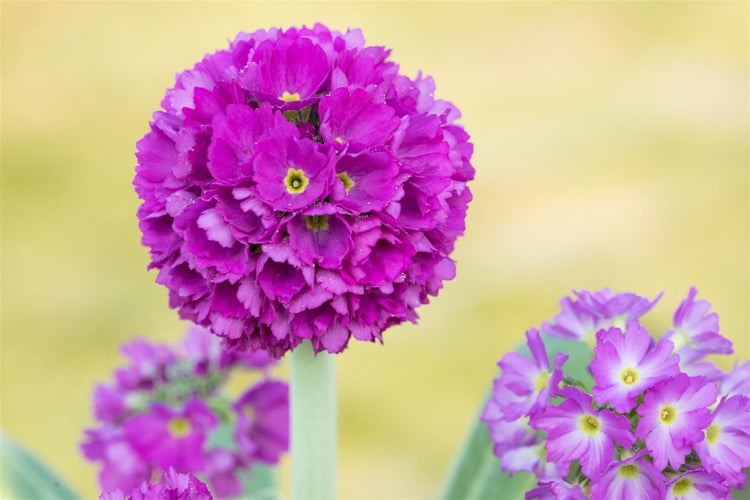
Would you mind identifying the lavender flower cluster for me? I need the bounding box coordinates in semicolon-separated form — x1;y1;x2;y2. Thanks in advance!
482;288;749;499
81;327;289;499
134;24;474;357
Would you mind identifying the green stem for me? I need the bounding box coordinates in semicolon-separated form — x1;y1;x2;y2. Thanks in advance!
290;341;337;499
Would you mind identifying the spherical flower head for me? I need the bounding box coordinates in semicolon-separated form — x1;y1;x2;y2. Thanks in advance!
482;328;568;425
666;469;730;500
663;287;733;364
134;25;474;357
590;323;680;413
100;468;213;500
542;288;661;346
124;398;219;472
232;379;289;464
589;450;666;500
534;386;635;479
693;394;750;488
635;373;718;470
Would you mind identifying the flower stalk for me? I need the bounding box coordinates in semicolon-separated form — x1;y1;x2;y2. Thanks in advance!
290;341;337;499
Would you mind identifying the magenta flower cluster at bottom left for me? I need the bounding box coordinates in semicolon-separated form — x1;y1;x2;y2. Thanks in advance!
81;326;289;499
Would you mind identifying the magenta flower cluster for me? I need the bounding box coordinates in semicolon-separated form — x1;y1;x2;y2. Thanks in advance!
81;327;289;498
482;288;749;499
100;468;212;500
134;24;474;357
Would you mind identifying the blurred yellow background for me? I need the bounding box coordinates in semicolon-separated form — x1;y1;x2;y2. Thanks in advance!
2;2;747;498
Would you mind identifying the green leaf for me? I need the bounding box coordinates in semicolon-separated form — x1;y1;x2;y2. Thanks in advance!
0;431;79;499
730;468;750;500
236;464;278;500
441;336;592;499
440;393;535;499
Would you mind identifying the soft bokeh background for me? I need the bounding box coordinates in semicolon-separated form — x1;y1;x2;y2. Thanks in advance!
2;2;747;498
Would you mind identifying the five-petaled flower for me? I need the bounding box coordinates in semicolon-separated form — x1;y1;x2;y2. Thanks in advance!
590;323;679;413
535;386;635;478
635;373;717;470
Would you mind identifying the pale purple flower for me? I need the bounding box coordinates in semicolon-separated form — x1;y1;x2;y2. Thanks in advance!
501;441;561;478
100;468;212;500
482;409;560;477
484;416;535;457
484;418;559;477
635;374;718;470
663;287;733;364
233;380;289;464
542;288;661;345
124;398;218;472
679;359;724;381
484;288;749;500
665;469;729;500
535;387;635;478
721;359;750;398
693;395;750;488
134;25;474;356
482;329;567;424
590;323;679;413
574;288;661;322
589;451;666;500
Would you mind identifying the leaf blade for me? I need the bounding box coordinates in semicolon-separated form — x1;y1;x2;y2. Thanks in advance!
0;431;79;499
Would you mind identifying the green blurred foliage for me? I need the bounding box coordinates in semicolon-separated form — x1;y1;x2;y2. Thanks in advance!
1;2;747;498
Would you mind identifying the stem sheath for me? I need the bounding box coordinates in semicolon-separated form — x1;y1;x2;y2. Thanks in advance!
290;341;337;499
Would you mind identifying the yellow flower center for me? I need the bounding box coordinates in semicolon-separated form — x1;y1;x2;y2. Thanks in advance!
672;477;693;495
305;215;329;233
534;371;549;392
670;329;690;351
660;405;677;424
280;91;301;102
337;172;355;192
618;464;640;478
621;367;639;385
168;417;191;437
706;423;720;444
579;414;600;435
285;168;309;194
